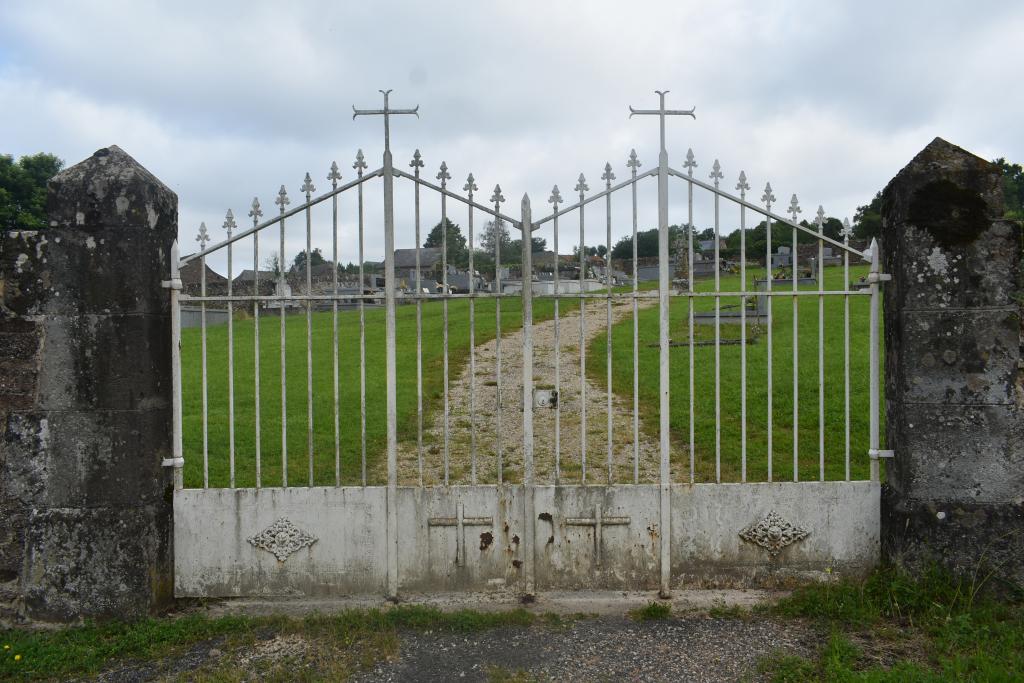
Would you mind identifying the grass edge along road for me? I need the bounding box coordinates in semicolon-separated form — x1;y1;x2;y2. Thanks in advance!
2;568;1020;681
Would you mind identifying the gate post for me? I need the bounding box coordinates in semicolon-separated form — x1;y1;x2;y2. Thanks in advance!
880;138;1023;584
0;146;176;623
520;194;537;596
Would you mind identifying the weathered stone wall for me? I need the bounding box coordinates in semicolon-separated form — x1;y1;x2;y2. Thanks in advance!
0;146;175;624
881;138;1024;585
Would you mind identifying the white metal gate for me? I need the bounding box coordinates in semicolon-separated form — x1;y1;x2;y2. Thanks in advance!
168;92;883;598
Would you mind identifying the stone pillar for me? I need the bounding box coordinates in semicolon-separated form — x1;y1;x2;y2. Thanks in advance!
881;137;1023;583
0;146;176;623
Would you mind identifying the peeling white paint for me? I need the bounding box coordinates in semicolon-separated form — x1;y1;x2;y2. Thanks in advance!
115;195;130;216
15;253;29;273
147;204;159;229
85;236;96;250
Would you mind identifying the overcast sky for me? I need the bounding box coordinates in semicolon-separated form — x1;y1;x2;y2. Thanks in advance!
3;0;1022;273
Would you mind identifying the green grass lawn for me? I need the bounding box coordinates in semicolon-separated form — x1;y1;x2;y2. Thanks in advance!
181;295;578;488
588;264;876;482
182;264;877;488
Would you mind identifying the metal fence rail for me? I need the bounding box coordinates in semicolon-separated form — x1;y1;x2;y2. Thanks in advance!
169;93;885;598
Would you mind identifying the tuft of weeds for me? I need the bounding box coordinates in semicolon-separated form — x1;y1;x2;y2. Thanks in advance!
630;601;672;621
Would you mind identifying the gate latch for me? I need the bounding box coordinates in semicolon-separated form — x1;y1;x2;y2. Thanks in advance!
868;449;894;459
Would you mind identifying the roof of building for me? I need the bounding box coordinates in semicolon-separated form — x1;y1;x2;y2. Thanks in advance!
395;247;443;269
233;269;277;284
180;259;227;286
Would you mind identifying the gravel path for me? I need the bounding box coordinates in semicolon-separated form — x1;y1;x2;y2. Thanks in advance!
388;297;692;486
352;615;816;682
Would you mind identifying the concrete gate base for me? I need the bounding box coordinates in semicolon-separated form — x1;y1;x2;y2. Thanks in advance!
175;482;878;598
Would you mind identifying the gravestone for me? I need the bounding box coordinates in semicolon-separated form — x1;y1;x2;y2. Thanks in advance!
0;146;175;623
880;137;1023;585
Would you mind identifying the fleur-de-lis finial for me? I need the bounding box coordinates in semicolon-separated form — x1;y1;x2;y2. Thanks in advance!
301;172;316;198
223;209;237;236
602;162;615;185
575;173;588;195
841;217;853;240
710;159;723;187
736;171;750;197
464;173;477;195
436;161;450;187
683;148;697;174
276;185;290;212
410;149;424;169
762;182;776;208
816;205;825;229
549;184;563;206
353;149;367;174
328;161;341;186
490;184;505;206
249;197;263;225
788;194;801;222
627;148;641;171
196;221;210;249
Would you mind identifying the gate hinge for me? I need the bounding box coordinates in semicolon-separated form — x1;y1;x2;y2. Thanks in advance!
161;278;182;291
162;457;184;468
868;449;894;459
866;272;892;284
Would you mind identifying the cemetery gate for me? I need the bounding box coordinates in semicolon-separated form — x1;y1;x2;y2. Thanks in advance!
168;91;883;598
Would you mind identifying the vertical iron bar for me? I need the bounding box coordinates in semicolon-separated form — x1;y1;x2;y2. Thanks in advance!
411;152;424;486
169;240;184;490
656;99;672;598
817;207;825;482
465;175;478;484
576;175;588;483
304;176;315;487
200;245;209;488
603;163;615;484
868;238;881;483
520;194;536;596
226;216;235;489
790;198;800;483
843;220;851;481
763;184;775;482
629;153;640;484
492;186;505;484
685;151;696;484
356;153;368;486
439;164;451;485
711;161;723;483
550;187;562;483
383;145;400;600
277;189;289;488
737;173;750;483
329;164;341;486
250;201;262;489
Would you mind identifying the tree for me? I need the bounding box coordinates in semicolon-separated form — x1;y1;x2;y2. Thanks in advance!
480;218;512;257
424;217;468;267
263;252;281;276
0;153;64;230
609;225;691;260
853;191;883;240
993;157;1024;219
291;247;326;272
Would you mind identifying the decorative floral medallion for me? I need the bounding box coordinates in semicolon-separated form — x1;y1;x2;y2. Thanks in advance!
247;518;318;561
739;510;809;556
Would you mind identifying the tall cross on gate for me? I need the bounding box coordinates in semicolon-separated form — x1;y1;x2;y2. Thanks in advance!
352;89;419;153
629;90;695;157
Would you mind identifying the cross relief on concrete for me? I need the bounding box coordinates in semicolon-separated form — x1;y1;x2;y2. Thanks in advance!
566;504;632;568
428;502;494;567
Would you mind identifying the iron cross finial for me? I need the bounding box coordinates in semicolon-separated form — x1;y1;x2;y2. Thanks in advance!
353;149;368;175
327;161;342;186
841;217;853;240
816;205;826;229
762;182;776;208
437;161;451;188
410;149;424;169
710;159;724;188
249;197;263;225
276;185;290;213
627;149;641;171
628;90;696;157
602;162;615;186
464;173;477;195
575;173;588;195
223;209;236;236
300;172;316;198
196;221;210;250
788;194;802;222
490;184;505;206
736;171;750;197
549;185;563;206
352;90;419;153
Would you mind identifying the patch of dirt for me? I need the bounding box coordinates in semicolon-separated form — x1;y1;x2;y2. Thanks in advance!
386;297;690;485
